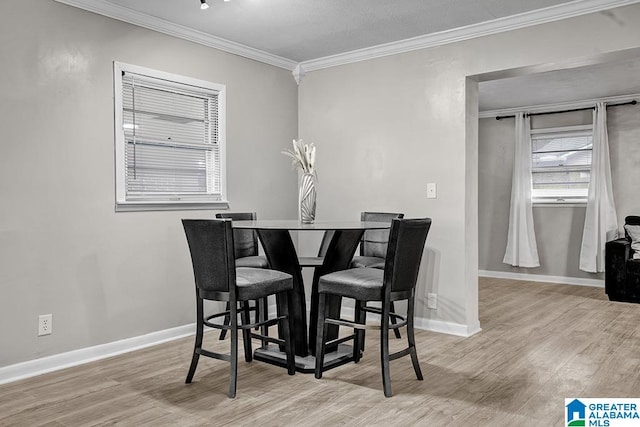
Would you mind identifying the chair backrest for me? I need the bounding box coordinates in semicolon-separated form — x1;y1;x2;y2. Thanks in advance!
216;212;259;259
359;212;404;258
383;218;432;295
182;219;236;295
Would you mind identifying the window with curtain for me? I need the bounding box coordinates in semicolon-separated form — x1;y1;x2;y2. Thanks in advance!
530;124;593;204
114;62;227;211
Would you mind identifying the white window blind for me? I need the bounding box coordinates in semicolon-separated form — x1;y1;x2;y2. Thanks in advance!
530;125;592;204
114;62;227;211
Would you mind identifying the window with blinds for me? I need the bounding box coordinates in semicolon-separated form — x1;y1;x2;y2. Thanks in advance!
114;62;227;211
530;125;593;204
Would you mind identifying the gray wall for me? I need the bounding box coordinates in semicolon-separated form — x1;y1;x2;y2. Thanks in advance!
479;107;640;279
3;0;640;369
298;4;640;333
0;0;298;367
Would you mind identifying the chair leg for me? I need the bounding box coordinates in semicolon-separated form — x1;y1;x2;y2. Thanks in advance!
223;300;265;343
186;297;204;384
389;301;401;339
406;296;423;380
380;305;393;398
241;301;253;363
229;302;238;398
360;304;368;353
278;290;296;375
219;301;231;340
259;297;269;346
314;293;328;379
353;300;366;363
252;298;261;331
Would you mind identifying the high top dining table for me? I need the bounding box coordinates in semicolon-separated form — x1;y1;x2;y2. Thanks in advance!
233;219;390;373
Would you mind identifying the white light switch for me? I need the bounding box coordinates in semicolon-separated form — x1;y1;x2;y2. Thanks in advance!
427;183;437;199
427;293;437;309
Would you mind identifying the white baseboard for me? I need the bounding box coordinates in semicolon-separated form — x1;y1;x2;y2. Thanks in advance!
1;299;484;385
479;269;604;288
339;307;480;338
415;317;482;337
0;324;194;386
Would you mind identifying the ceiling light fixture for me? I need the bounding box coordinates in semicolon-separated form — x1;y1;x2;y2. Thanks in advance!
200;0;209;10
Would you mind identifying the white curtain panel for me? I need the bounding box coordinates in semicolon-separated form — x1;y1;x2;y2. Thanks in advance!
579;102;618;273
503;113;540;268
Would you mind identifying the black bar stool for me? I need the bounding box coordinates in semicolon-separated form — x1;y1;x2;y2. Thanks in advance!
182;219;296;398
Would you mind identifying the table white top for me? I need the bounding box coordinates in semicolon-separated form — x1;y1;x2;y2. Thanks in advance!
232;220;390;231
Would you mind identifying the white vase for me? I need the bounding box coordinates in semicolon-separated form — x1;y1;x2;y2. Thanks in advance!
299;172;316;223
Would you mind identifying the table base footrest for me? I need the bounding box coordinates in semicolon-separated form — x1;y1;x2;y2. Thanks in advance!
254;344;355;374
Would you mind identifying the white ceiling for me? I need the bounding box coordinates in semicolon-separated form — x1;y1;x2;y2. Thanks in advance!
89;0;581;62
479;55;640;111
57;0;640;110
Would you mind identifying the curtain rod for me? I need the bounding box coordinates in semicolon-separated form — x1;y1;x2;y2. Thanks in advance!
495;99;637;120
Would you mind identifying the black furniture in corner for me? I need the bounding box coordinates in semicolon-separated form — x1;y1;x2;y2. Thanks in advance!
314;217;432;397
605;215;640;303
182;219;295;398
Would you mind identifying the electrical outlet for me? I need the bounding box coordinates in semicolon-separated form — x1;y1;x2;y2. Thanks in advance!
38;314;52;336
427;293;438;310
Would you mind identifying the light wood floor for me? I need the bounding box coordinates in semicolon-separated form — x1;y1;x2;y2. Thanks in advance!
2;277;640;426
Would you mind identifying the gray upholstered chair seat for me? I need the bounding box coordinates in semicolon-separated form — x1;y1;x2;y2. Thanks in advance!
236;255;269;268
319;268;383;301
236;267;293;300
350;256;385;269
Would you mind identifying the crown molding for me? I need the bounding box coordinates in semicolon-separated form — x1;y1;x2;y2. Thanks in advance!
53;0;298;71
54;0;640;79
479;92;640;118
292;63;305;85
299;0;640;72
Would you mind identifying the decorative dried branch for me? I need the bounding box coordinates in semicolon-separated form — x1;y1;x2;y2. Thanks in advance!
282;139;316;176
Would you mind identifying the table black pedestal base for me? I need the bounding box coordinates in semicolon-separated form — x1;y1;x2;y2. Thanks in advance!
254;344;355;374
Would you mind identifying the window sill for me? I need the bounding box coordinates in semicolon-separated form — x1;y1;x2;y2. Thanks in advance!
115;200;230;212
533;201;586;208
